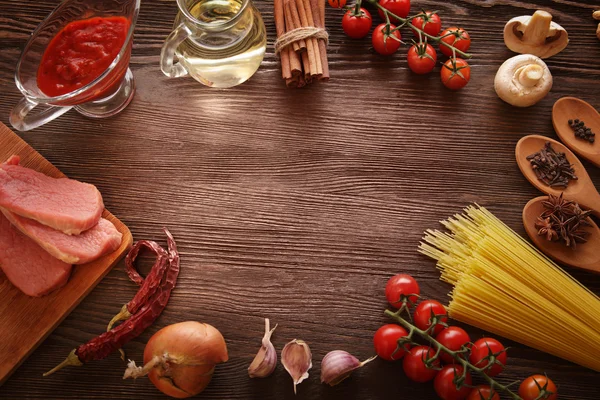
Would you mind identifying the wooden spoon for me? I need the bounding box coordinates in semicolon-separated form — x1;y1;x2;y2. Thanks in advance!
523;196;600;274
515;135;600;218
552;97;600;167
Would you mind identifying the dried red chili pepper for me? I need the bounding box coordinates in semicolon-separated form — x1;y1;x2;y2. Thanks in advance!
106;239;169;331
44;229;180;376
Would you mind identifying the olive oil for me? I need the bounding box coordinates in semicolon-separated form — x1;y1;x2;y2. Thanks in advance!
173;0;266;88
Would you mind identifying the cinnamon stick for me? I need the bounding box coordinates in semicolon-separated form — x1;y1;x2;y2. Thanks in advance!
274;0;292;80
301;51;310;78
284;0;304;52
294;0;320;76
289;47;302;77
286;76;299;87
310;0;329;80
301;0;322;77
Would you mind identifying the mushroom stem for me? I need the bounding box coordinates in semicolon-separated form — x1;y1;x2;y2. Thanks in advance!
516;64;544;88
523;10;553;45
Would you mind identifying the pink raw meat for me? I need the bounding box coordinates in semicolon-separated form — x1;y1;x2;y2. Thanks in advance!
0;157;103;235
2;209;122;264
0;212;72;297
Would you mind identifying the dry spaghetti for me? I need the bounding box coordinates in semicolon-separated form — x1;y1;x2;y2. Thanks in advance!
419;205;600;372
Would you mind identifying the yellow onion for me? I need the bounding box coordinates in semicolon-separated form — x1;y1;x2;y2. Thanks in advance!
124;321;228;398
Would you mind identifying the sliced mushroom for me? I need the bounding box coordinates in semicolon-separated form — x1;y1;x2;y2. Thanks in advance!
494;54;552;107
504;10;568;59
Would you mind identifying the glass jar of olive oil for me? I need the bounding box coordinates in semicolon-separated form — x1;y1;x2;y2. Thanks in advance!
161;0;266;88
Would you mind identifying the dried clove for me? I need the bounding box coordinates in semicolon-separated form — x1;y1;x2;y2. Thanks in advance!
248;318;278;378
526;142;577;188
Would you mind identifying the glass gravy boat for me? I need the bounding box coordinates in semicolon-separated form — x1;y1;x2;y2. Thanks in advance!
10;0;141;132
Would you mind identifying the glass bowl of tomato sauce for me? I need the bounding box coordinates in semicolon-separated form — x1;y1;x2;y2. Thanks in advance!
10;0;141;131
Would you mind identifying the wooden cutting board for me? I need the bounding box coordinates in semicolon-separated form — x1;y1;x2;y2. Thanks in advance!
0;122;132;385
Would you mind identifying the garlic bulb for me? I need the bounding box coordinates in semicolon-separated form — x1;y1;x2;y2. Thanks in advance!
248;318;278;378
281;339;312;394
320;350;376;386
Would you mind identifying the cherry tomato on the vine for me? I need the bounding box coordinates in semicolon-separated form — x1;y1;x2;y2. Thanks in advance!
407;42;437;74
518;375;558;400
434;365;472;400
467;385;500;400
373;324;411;361
440;58;470;90
372;23;401;55
342;8;372;39
439;27;471;57
469;338;507;377
328;0;346;8
385;274;420;308
411;11;441;37
402;345;439;382
435;326;471;364
377;0;410;23
414;299;447;335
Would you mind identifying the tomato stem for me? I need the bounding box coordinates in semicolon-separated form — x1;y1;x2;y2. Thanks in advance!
384;309;523;400
367;0;472;59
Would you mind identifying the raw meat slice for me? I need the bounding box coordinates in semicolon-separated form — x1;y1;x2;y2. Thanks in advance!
0;212;72;297
0;159;103;235
1;209;122;264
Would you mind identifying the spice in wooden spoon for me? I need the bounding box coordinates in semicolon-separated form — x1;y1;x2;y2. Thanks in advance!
523;196;600;274
515;135;600;218
552;97;600;167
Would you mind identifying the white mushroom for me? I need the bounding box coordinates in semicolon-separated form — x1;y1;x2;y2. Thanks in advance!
494;54;552;107
504;10;568;59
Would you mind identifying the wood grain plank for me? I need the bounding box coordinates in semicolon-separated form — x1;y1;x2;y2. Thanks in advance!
0;0;599;398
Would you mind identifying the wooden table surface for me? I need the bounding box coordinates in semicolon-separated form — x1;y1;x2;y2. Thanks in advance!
1;0;599;398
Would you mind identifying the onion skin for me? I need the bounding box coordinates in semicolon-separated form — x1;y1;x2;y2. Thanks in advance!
143;321;228;398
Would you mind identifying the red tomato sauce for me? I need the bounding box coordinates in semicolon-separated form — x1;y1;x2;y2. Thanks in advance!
37;16;129;97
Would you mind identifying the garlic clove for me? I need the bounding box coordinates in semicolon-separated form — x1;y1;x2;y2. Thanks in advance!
320;350;376;387
248;318;278;378
281;339;312;394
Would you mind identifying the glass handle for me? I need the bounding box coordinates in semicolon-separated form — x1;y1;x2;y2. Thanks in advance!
160;23;192;78
9;97;73;132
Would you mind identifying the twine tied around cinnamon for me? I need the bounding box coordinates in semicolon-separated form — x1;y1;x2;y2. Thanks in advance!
274;27;329;55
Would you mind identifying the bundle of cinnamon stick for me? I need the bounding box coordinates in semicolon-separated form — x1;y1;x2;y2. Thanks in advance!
274;0;329;87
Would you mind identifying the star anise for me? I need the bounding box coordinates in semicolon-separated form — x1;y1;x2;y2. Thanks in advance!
535;216;558;241
570;203;592;227
537;193;592;249
541;193;574;219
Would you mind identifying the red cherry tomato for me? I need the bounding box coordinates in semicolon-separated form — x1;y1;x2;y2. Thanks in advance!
440;58;470;90
372;23;401;56
385;274;420;308
373;324;411;361
411;11;441;37
434;365;472;400
435;327;471;364
402;345;439;382
377;0;410;22
518;375;557;400
407;42;437;74
469;338;507;377
328;0;346;8
467;385;500;400
342;8;373;39
439;27;471;57
414;299;447;335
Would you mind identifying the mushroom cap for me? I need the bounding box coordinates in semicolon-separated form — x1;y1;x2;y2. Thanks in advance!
504;10;568;59
494;54;552;107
